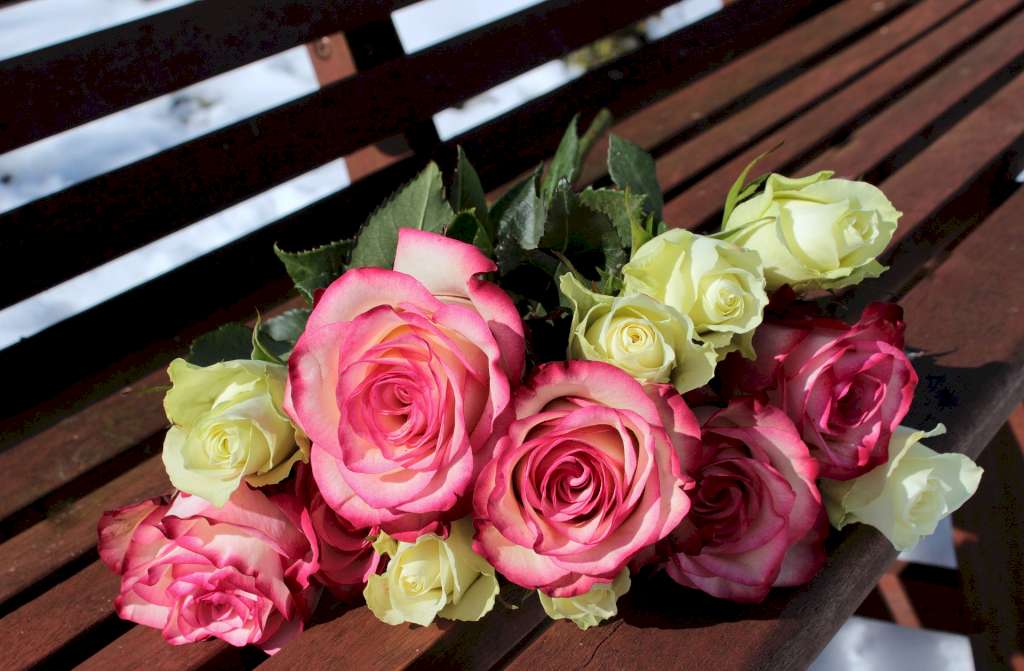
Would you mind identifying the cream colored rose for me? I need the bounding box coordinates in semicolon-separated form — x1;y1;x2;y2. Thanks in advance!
364;518;499;626
538;568;630;630
822;425;983;551
621;229;767;355
560;273;716;393
162;358;308;506
721;171;901;291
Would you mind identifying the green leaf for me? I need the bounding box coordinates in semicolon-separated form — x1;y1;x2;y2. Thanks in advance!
542;116;580;204
451;147;491;238
492;165;545;274
252;309;310;363
607;134;663;221
274;238;352;304
350;162;456;269
721;142;783;227
541;110;613;206
188;324;253;367
542;184;625;288
578;187;646;250
447;210;493;256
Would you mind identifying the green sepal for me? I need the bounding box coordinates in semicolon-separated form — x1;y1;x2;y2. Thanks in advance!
252;309;310;364
721;142;783;227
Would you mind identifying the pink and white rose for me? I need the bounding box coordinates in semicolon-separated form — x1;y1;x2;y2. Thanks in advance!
473;361;698;597
720;297;917;480
287;229;525;540
97;485;319;653
658;398;825;602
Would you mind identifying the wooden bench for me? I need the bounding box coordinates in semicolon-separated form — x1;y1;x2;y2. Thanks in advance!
1;0;1022;668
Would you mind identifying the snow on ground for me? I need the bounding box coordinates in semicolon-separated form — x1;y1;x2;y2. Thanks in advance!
0;46;321;213
812;616;974;671
0;0;195;60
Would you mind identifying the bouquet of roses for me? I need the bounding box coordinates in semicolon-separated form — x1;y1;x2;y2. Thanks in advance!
98;114;983;651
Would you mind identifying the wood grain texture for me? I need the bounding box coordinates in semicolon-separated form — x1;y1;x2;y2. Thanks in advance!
654;0;976;224
575;0;912;185
257;605;447;670
661;0;1024;227
0;561;120;671
75;625;239;671
0;368;167;517
0;455;168;606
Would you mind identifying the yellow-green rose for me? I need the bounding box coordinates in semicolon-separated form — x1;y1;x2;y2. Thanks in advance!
161;358;308;506
721;171;901;291
538;568;630;630
560;273;716;393
822;425;983;551
621;228;767;354
364;518;499;626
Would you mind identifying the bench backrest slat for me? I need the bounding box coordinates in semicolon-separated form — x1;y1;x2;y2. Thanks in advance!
0;0;690;309
1;0;835;437
0;0;419;154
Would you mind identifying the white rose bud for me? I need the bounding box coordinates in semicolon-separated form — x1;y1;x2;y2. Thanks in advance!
560;273;716;393
161;358;308;506
538;568;631;630
364;518;499;626
722;171;901;292
621;229;767;356
822;425;983;551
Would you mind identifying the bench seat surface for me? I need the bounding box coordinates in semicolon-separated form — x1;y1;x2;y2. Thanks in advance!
1;0;1022;668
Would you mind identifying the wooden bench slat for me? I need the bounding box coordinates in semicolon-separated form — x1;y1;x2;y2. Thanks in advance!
466;0;882;195
0;561;120;671
0;296;302;520
805;10;1024;180
0;368;167;517
655;0;980;225
0;0;683;310
895;186;1024;449
74;625;240;671
0;456;167;607
574;0;913;186
500;178;1024;671
863;69;1024;298
259;605;448;670
0;0;418;155
661;0;1024;227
